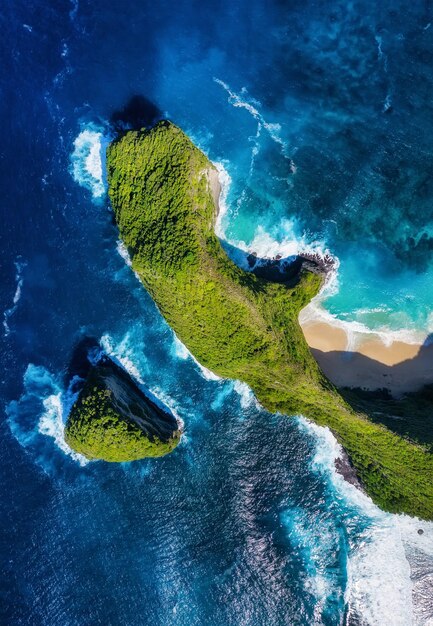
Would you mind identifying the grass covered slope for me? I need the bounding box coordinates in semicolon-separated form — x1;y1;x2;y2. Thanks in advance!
65;356;181;462
107;121;433;519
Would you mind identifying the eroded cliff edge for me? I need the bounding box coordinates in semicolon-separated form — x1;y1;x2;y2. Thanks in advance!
106;120;433;519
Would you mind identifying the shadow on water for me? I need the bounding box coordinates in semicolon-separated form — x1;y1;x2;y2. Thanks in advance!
64;336;100;389
110;95;162;132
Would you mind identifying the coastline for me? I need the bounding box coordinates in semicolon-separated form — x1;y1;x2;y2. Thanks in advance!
211;162;433;397
300;315;433;395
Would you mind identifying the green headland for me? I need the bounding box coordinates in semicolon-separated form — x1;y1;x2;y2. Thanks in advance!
106;120;433;519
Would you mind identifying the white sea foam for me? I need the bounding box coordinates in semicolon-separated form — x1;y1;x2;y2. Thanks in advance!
70;124;109;200
148;386;183;428
214;78;291;157
188;355;222;381
171;335;190;360
298;417;433;626
283;505;344;622
170;333;222;381
115;239;145;285
299;294;426;350
213;160;233;238
375;34;388;72
233;380;260;410
213;158;332;262
7;364;89;466
100;333;146;383
236;219;329;260
116;240;132;267
3;257;27;336
383;93;392;113
38;392;88;466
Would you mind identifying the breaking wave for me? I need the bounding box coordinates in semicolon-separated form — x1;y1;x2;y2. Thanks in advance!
298;417;433;626
6;364;89;469
70;123;109;200
212;161;426;349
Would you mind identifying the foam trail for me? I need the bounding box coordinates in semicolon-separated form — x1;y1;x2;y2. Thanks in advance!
3;257;27;336
70;123;110;200
38;392;88;466
298;417;433;626
214;78;292;159
7;364;89;467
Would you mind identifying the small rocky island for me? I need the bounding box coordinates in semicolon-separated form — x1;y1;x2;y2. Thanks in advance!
65;355;181;462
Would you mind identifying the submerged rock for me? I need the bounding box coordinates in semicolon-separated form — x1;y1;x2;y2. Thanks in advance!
64;355;181;462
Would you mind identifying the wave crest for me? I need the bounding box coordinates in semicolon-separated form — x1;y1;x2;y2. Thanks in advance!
70;123;108;200
298;417;433;626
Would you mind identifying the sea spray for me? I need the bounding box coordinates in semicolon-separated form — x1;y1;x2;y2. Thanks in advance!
100;332;147;384
70;123;110;200
38;391;89;466
298;416;433;626
214;78;289;156
7;364;89;468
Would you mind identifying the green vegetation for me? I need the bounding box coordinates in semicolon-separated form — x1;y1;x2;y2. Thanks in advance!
107;120;433;519
65;358;181;462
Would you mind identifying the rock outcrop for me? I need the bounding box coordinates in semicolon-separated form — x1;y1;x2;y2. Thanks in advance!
65;354;181;462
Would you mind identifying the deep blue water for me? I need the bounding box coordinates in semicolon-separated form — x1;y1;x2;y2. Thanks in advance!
2;1;433;625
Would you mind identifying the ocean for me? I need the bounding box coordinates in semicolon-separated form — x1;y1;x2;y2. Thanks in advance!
1;1;433;624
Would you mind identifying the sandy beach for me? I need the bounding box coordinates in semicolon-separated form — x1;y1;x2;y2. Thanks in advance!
301;318;433;395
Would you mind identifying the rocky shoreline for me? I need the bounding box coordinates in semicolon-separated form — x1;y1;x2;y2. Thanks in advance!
247;250;335;285
334;448;365;493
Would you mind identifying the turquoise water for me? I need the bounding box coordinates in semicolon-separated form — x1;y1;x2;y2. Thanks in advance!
2;1;433;624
